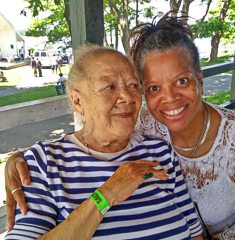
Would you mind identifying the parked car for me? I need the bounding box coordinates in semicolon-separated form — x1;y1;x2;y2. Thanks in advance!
62;55;68;64
33;50;55;67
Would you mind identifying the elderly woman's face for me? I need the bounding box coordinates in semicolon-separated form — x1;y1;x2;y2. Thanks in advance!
143;49;203;133
78;52;142;139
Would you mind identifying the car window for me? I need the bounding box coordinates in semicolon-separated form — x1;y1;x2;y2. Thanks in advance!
41;52;47;57
34;52;39;57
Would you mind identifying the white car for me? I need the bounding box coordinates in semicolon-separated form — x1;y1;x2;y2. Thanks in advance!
33;50;55;67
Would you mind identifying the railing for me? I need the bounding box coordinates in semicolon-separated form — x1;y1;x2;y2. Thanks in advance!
202;61;235;109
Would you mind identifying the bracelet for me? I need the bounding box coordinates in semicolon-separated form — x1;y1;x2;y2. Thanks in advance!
90;190;111;215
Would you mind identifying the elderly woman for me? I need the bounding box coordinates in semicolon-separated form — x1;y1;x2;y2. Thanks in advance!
128;12;235;239
4;45;202;240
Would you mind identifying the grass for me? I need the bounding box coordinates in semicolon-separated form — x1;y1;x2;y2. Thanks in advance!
61;64;70;75
0;85;60;107
200;54;234;74
0;72;23;90
206;90;230;105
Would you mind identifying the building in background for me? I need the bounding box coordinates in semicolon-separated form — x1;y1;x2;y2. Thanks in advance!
0;12;25;59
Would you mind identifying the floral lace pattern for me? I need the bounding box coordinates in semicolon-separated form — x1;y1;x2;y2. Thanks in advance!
135;103;235;237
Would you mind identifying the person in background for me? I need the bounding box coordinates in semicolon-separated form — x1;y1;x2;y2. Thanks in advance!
57;54;62;74
128;11;235;239
31;57;37;77
51;54;58;75
55;73;66;95
20;46;24;61
4;44;203;240
36;58;42;77
29;50;33;67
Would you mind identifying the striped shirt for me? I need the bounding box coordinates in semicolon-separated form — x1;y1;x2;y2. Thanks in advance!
5;132;202;240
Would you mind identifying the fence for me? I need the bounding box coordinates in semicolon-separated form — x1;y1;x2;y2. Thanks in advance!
202;61;235;109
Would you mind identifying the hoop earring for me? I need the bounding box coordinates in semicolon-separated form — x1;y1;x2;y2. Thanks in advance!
202;93;207;102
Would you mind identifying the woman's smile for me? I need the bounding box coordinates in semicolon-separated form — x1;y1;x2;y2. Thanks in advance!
162;106;186;117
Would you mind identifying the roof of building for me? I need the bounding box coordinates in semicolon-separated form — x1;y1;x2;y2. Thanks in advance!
0;12;24;42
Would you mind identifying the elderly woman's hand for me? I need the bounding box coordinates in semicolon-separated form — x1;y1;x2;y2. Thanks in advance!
99;160;168;206
4;151;30;231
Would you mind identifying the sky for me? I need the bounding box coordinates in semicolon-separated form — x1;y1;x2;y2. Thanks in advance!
0;0;33;30
0;0;217;32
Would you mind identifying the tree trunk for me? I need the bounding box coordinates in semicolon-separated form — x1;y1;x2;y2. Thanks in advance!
208;34;221;62
115;26;118;50
181;0;193;18
208;0;232;61
104;30;109;47
63;0;71;34
110;26;113;46
169;0;182;15
193;0;212;40
136;0;139;25
107;0;130;53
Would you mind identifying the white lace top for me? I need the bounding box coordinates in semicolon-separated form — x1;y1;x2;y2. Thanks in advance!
135;103;235;237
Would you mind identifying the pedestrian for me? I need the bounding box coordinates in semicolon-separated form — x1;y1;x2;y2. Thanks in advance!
29;50;33;67
57;54;62;74
31;57;37;77
36;58;42;77
55;73;67;95
20;46;24;61
51;54;58;75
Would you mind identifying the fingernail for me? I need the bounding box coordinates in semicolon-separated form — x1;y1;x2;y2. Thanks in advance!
20;208;26;215
23;178;30;186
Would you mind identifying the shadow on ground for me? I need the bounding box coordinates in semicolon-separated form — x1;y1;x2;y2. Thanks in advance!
0;114;74;158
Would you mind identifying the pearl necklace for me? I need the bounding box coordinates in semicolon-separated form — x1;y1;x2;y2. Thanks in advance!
169;104;211;158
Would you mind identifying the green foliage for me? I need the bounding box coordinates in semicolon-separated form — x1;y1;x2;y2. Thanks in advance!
191;0;235;41
25;1;71;46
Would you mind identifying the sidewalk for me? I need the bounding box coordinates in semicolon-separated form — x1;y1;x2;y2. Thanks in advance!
0;65;59;97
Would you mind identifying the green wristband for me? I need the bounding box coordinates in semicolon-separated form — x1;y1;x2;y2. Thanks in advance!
90;190;111;215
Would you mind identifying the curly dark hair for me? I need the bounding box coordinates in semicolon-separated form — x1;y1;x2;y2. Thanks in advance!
128;11;201;85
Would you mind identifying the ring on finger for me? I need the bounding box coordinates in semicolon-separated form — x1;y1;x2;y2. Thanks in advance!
12;187;22;195
143;173;153;179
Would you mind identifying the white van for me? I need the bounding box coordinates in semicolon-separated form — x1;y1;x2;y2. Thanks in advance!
33;50;55;67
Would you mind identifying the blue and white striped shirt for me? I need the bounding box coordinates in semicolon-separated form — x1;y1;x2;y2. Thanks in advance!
5;133;202;240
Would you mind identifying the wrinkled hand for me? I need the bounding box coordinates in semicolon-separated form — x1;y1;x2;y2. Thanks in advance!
99;160;168;206
5;151;30;231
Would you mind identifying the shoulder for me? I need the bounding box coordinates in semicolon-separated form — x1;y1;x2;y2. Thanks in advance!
130;132;171;152
25;133;77;160
207;102;235;120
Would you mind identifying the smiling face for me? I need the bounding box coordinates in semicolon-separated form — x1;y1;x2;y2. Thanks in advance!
72;52;142;142
143;49;203;133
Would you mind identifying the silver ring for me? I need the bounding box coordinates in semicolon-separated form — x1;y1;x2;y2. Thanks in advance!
12;187;22;195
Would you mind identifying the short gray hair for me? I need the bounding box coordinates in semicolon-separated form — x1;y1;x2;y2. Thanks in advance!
66;44;123;112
